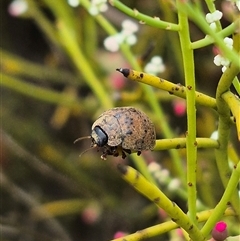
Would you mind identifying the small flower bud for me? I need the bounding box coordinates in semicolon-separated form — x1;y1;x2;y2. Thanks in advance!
211;221;228;241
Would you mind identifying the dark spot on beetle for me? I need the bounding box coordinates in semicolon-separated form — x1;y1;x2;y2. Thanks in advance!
175;86;179;91
144;129;147;133
194;141;198;146
126;130;133;135
140;73;144;78
171;218;178;222
169;91;174;95
137;151;141;156
188;182;193;186
227;201;231;205
187;85;192;90
153;197;160;203
176;144;181;149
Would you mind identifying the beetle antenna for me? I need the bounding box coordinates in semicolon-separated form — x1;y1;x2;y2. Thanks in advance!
73;136;91;144
79;144;97;158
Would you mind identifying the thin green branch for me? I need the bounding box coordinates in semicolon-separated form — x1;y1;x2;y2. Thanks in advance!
1;74;80;109
178;3;240;66
177;0;198;225
117;165;205;241
154;138;219;151
116;68;217;109
109;0;180;31
111;207;235;241
214;60;240;215
201;162;240;236
1;49;80;86
191;22;237;49
222;91;240;140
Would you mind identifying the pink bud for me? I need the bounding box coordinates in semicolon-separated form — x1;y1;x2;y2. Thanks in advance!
173;99;186;117
211;221;228;241
113;231;128;238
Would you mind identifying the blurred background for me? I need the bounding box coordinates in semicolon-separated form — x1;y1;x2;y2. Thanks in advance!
1;0;239;240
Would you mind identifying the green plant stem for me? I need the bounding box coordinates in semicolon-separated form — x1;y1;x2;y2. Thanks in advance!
109;0;180;31
191;22;237;49
131;154;157;185
1;74;80;109
215;60;240;214
1;49;79;86
33;0;113;109
154;138;219;151
111;207;235;241
26;0;61;49
56;21;112;109
157;0;184;78
204;0;222;31
32;199;94;220
222;91;240;140
232;77;240;95
179;4;240;66
177;0;198;225
116;68;217;109
201;161;240;237
117;165;205;241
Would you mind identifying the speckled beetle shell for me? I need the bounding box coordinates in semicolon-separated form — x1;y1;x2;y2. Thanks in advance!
91;107;156;159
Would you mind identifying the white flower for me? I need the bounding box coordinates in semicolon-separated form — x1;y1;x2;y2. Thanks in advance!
205;10;223;23
213;37;233;72
144;56;165;75
209;22;217;30
8;0;28;16
68;0;80;7
224;37;234;49
210;130;218;140
125;34;137;45
103;19;139;52
168;178;181;191
148;162;162;172
121;19;139;34
221;66;227;72
88;0;108;16
155;169;170;184
103;35;120;52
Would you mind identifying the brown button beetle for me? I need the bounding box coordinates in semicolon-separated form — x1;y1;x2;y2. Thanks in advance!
75;107;156;159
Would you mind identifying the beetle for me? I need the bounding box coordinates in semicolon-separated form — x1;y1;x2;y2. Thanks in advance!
75;107;156;159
